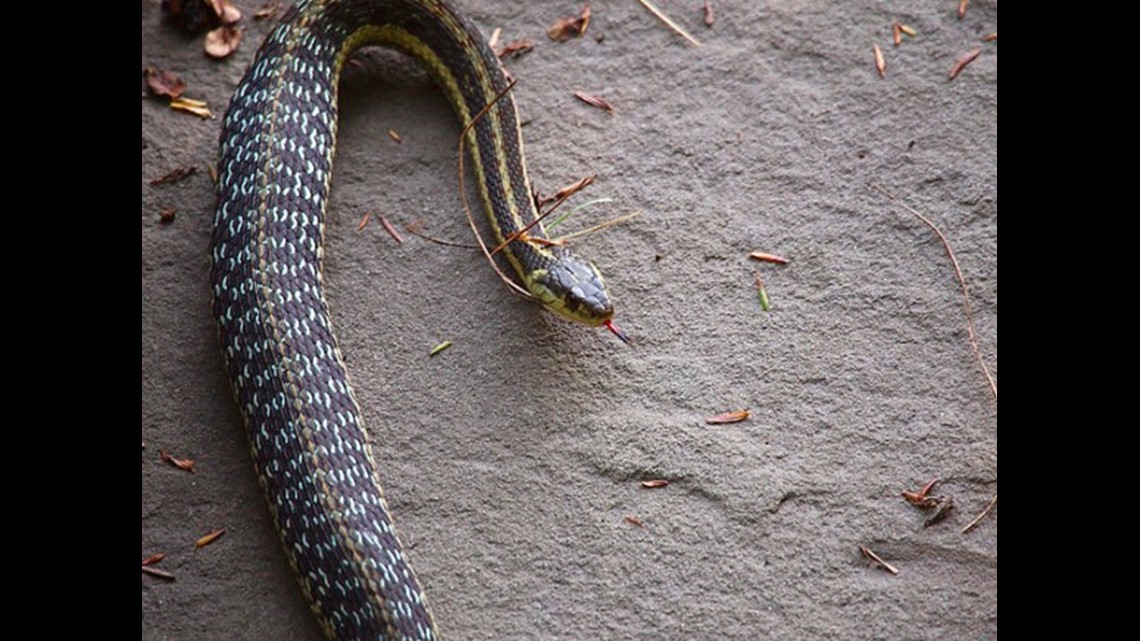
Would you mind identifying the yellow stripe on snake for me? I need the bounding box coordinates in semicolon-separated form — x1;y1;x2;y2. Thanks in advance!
210;1;618;638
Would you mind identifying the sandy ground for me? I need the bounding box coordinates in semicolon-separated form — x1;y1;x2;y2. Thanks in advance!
141;1;997;639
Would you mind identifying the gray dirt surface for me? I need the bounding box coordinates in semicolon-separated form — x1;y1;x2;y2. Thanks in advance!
142;1;997;639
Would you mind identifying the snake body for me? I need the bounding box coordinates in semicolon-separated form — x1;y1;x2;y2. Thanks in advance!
210;1;615;639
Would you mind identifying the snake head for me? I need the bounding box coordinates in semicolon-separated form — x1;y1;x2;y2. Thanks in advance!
528;248;614;327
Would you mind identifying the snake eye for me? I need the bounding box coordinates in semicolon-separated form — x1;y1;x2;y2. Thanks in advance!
535;252;614;326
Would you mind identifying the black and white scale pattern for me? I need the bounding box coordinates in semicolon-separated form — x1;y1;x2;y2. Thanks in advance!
211;1;617;639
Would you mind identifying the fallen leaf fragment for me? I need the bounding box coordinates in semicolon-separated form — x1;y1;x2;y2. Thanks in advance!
387;129;402;144
859;545;899;575
983;32;997;42
429;341;453;357
541;175;596;207
899;24;917;38
958;0;968;19
142;565;176;581
159;208;177;224
207;162;219;183
873;44;886;78
749;252;789;265
624;516;645;528
159;450;195;472
574;91;614;112
195;529;226;548
497;38;535;59
142;553;166;566
923;497;955;528
640;479;669;488
706;409;750;425
253;2;280;19
901;478;940;506
379;215;404;243
143;66;186;99
150;166;197;185
754;272;770;311
948;48;981;80
892;23;901;47
208;0;242;24
205;25;242;59
356;213;371;231
170;97;213;119
488;27;502;49
703;0;714;27
548;4;591;42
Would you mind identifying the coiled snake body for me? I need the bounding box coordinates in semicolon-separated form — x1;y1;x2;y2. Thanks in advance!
210;1;615;638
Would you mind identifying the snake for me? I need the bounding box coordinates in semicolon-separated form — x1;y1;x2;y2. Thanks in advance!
210;1;622;639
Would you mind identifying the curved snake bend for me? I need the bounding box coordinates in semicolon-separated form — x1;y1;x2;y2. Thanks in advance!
210;1;617;639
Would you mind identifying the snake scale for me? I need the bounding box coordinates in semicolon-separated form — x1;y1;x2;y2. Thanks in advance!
210;0;618;638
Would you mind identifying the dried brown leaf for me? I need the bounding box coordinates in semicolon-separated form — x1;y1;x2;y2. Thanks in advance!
195;528;226;548
540;175;596;208
748;251;789;265
873;44;885;78
159;450;195;472
150;166;197;185
624;516;645;528
901;478;940;506
548;5;591;42
143;66;186;99
205;25;242;59
207;162;219;183
640;479;669;489
496;38;535;59
141;565;176;580
207;0;242;24
142;553;166;566
380;216;404;243
170;97;213;119
574;91;614;112
706;409;750;425
948;48;981;80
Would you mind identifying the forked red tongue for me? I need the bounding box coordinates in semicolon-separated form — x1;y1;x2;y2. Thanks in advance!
604;319;630;345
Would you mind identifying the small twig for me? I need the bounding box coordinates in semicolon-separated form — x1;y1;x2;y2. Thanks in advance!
859;545;899;575
870;182;997;400
961;493;997;533
554;210;643;243
637;0;702;47
456;79;534;299
539;175;596;209
403;222;479;249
